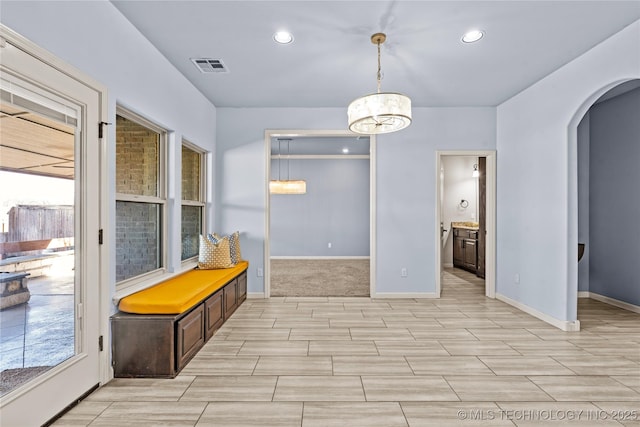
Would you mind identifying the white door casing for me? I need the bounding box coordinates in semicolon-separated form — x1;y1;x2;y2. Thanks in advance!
0;26;108;426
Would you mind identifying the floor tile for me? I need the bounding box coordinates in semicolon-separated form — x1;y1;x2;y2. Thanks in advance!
197;402;303;426
179;356;258;376
288;328;352;340
496;401;619;426
86;376;196;401
553;355;640;376
445;376;554;401
238;340;309;356
180;375;277;401
479;356;576;375
222;328;291;341
329;319;387;328
441;340;520;356
273;375;365;401
332;356;413;375
274;319;330;329
49;401;111;426
401;402;513;426
406;356;494;375
529;376;640;401
308;340;379;355
349;328;415;341
362;375;459;401
253;356;333;375
409;329;478;340
593;402;640;426
467;328;540;341
89;401;205;426
374;340;449;356
302;402;408;427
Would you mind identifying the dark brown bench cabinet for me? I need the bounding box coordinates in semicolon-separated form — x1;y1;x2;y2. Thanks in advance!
111;270;247;378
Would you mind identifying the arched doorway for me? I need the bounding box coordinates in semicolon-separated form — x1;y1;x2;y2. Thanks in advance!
569;78;640;320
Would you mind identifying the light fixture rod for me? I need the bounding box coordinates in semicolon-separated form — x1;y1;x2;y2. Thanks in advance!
371;33;386;94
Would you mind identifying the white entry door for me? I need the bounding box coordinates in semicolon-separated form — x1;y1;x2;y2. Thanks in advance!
0;32;105;426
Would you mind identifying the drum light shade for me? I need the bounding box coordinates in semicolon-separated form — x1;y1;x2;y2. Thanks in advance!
348;92;412;134
348;33;412;135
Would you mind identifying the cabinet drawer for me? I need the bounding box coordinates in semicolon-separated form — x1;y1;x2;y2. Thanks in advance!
454;228;478;239
176;304;205;371
205;290;224;340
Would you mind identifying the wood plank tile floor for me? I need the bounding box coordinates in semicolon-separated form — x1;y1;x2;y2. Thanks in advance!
54;268;640;426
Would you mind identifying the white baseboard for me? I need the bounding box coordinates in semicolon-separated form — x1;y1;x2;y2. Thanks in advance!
247;292;265;299
371;292;438;299
443;263;454;268
578;291;590;298
496;293;581;331
581;292;640;314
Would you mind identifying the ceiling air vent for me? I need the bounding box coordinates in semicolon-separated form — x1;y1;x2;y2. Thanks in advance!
191;58;228;74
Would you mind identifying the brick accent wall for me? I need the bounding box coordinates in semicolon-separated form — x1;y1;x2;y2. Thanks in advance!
115;201;159;282
116;115;159;197
181;146;200;201
181;205;200;260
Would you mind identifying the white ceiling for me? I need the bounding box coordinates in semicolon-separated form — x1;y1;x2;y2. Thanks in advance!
112;1;640;108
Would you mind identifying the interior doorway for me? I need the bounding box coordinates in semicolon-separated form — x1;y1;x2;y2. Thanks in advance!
436;151;496;299
575;79;640;317
264;130;376;298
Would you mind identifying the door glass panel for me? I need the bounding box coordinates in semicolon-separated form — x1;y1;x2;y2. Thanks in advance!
0;95;76;397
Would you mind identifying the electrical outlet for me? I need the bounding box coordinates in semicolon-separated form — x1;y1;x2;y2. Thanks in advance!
328;242;332;248
401;268;408;278
257;268;263;277
514;273;520;284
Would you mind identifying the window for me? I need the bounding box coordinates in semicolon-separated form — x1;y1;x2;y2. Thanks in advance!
115;110;166;284
181;143;206;261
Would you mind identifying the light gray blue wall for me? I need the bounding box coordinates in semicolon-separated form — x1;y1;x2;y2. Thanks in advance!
270;159;370;257
588;87;640;306
577;112;590;292
496;21;640;325
216;107;496;295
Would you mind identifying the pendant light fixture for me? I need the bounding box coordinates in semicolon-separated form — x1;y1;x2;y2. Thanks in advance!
269;138;307;195
348;33;412;134
472;164;480;178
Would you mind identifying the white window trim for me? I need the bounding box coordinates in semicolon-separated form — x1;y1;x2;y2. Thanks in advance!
181;140;207;264
115;107;168;289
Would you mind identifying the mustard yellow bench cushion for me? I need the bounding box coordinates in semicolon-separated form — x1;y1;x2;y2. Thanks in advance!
118;261;249;315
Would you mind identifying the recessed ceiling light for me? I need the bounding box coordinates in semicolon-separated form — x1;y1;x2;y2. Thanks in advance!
462;30;484;43
274;31;294;44
342;148;350;154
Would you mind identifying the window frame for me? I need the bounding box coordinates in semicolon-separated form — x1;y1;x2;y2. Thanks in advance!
180;140;207;264
115;107;168;290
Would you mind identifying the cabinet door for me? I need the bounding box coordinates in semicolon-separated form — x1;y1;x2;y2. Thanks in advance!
224;279;238;319
453;236;465;267
237;272;247;304
463;239;477;271
176;304;205;371
205;291;224;341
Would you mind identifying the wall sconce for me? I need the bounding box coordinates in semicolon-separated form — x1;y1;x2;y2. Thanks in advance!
472;164;479;178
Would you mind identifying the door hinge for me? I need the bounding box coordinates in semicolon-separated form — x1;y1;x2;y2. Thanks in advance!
99;335;104;352
98;229;103;245
98;121;112;139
